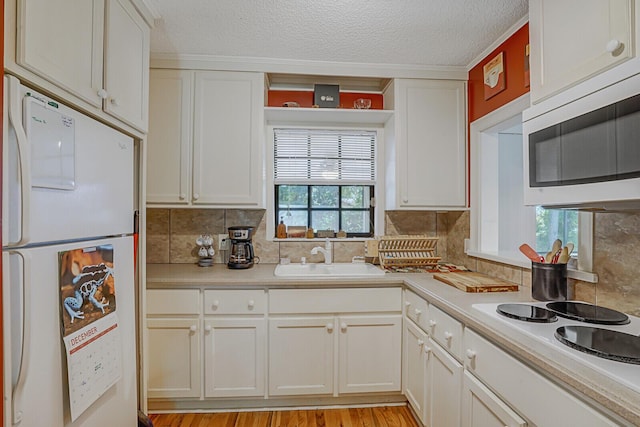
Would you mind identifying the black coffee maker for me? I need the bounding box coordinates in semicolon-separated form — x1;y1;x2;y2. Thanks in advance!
227;226;255;269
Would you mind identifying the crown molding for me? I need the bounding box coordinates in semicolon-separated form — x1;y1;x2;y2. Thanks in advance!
133;0;162;27
466;15;529;71
150;53;468;81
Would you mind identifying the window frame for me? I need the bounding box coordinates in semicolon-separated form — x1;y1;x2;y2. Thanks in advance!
266;124;386;241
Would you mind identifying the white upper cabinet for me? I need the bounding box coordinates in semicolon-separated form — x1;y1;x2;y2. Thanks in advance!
386;79;467;210
146;70;264;207
14;0;150;132
529;0;634;104
103;0;150;131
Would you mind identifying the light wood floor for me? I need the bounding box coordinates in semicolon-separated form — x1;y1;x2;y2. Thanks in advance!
148;406;419;427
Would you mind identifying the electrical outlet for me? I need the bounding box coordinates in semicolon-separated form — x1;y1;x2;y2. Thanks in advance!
218;234;230;250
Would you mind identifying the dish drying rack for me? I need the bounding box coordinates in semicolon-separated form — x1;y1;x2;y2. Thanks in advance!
377;235;441;268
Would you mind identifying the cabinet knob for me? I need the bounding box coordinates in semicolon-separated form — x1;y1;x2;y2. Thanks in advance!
444;331;453;341
340;322;348;332
248;300;255;309
424;346;432;355
417;339;424;347
465;349;477;360
405;301;411;307
193;193;200;200
429;319;437;328
402;198;409;203
204;325;212;332
97;88;108;99
189;324;197;333
414;308;422;317
110;97;120;106
606;39;622;54
179;193;186;200
326;323;334;332
211;300;219;310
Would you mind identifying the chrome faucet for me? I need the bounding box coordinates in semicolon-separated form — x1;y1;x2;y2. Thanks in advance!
311;238;333;264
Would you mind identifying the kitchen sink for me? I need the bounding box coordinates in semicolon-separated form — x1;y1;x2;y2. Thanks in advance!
274;262;386;277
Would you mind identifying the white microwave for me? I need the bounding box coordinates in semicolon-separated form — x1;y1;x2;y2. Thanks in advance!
523;73;640;209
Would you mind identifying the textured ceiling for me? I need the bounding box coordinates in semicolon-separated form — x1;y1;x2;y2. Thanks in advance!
148;0;528;68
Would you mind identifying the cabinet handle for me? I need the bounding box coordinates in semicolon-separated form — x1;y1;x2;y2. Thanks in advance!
179;193;186;200
204;325;212;333
97;88;108;99
414;308;422;317
429;320;437;328
444;331;453;341
465;349;477;360
189;324;197;333
340;322;347;332
110;97;120;106
193;193;200;200
606;39;621;54
211;300;219;310
326;323;334;332
417;339;424;347
247;300;255;309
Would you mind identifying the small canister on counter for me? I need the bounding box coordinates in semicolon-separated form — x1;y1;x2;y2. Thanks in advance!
531;262;567;301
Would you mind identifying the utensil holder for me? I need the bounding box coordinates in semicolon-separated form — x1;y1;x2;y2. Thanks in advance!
531;262;567;301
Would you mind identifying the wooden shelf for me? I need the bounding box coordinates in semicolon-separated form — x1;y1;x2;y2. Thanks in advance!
264;107;393;125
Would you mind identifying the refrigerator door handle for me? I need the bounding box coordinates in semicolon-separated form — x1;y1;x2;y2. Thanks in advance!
10;250;32;425
7;75;31;247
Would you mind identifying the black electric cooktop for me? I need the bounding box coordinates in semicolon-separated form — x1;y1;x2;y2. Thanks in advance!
496;303;558;323
546;301;630;325
555;326;640;365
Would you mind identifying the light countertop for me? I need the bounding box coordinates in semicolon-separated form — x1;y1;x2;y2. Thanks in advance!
146;263;640;425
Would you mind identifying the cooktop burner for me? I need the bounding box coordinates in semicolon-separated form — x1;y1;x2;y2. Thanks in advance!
555;326;640;365
496;303;557;323
546;301;630;325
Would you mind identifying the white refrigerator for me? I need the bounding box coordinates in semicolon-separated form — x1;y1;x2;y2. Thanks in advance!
2;75;138;426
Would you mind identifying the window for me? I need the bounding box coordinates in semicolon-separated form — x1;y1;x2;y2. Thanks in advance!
273;128;376;237
535;207;578;254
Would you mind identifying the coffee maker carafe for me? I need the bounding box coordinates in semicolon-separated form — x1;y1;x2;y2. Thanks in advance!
227;226;255;269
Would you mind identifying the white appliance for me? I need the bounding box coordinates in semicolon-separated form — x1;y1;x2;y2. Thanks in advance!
522;72;640;209
2;75;138;426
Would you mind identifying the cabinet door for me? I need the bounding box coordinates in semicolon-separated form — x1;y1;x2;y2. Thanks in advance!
426;339;463;427
103;0;150;131
461;372;527;427
17;0;105;107
395;79;466;208
268;316;334;396
192;71;264;206
147;70;193;204
338;315;402;394
530;0;633;103
203;318;265;397
403;320;428;425
147;318;201;399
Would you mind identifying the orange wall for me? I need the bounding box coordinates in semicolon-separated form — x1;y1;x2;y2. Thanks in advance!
268;90;384;109
468;23;529;122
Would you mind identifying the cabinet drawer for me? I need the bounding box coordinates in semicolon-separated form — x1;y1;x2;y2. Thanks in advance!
428;305;463;360
404;290;429;331
463;328;619;427
269;288;401;314
204;289;266;314
147;289;200;315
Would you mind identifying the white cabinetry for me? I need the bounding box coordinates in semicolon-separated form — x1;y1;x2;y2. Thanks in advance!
15;0;150;131
461;371;526;427
402;290;463;427
529;0;634;104
147;70;264;207
203;290;266;398
385;79;467;209
268;288;402;397
463;328;620;427
146;289;201;399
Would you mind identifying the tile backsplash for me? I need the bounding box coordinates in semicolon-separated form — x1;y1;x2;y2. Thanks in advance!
146;208;640;316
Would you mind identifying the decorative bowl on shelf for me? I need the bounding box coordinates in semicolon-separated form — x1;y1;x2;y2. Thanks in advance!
354;98;372;109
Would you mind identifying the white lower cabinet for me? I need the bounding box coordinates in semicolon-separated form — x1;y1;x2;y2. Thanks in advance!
463;328;621;427
427;339;463;427
461;371;526;427
268;288;402;397
203;317;266;397
404;320;428;424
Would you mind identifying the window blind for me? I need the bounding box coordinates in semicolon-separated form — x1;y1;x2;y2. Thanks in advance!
274;128;376;184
